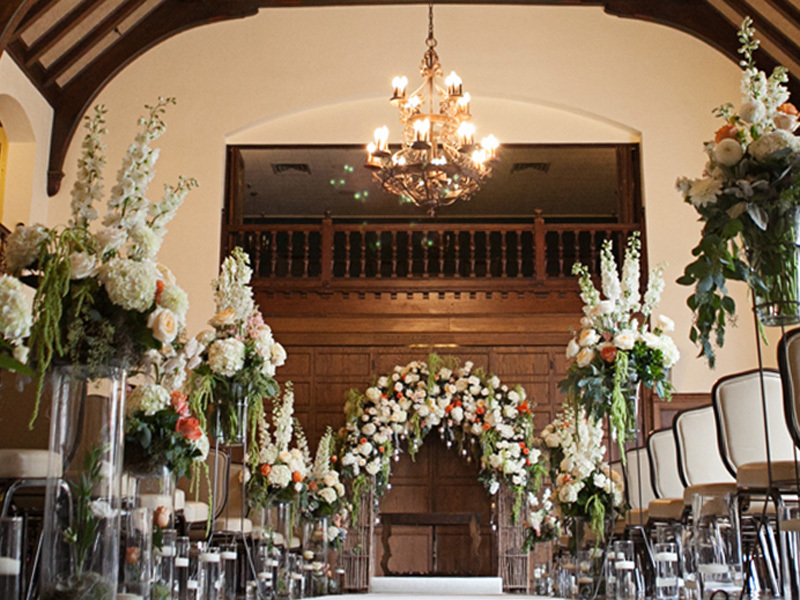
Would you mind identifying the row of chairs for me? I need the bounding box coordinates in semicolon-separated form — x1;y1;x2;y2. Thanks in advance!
615;328;800;596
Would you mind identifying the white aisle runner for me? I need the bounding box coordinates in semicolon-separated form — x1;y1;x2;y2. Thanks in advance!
370;576;504;595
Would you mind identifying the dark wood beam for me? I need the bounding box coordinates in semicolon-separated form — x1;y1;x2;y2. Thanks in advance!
15;0;60;36
0;0;36;57
42;0;150;87
725;0;800;72
24;0;106;67
764;0;800;31
47;0;263;196
603;0;800;100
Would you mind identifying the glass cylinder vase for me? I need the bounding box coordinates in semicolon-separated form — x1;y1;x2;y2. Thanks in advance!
212;382;248;446
302;517;329;596
125;466;177;530
745;206;800;326
41;364;126;600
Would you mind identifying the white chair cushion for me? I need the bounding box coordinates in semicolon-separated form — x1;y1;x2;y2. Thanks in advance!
139;493;173;511
183;501;209;523
0;449;59;479
215;516;253;534
736;460;800;490
174;488;185;512
648;430;684;499
676;406;735;486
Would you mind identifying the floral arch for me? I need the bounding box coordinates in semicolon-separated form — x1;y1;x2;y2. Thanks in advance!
338;355;545;516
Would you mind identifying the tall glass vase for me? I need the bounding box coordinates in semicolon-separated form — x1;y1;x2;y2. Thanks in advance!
302;517;329;596
41;364;126;600
745;206;800;326
212;382;248;446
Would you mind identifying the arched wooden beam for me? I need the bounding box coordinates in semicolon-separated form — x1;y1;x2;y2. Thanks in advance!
46;0;262;196
0;0;36;57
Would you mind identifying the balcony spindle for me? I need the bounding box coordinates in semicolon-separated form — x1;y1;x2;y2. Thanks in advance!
301;231;309;277
390;231;398;278
359;231;366;278
345;231;352;278
269;230;278;277
438;230;446;278
469;231;476;278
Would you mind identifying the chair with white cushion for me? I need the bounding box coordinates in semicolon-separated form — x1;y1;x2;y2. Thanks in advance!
177;447;229;536
645;428;685;523
214;462;253;535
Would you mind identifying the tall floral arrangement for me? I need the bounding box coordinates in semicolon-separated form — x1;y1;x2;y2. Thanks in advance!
560;233;678;443
540;404;624;542
124;345;209;480
522;486;560;550
3;99;196;421
302;428;347;520
678;18;800;365
187;247;285;444
0;273;33;373
247;383;311;508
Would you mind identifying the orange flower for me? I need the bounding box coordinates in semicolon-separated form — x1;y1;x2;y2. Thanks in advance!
154;506;170;529
260;464;272;477
125;546;140;565
331;455;338;463
778;103;799;116
445;405;452;413
518;402;529;413
600;345;618;363
714;123;739;143
292;471;304;483
176;417;202;441
155;279;165;304
378;446;385;453
476;406;485;416
171;390;190;417
359;438;367;445
308;480;319;492
523;448;530;456
482;422;491;431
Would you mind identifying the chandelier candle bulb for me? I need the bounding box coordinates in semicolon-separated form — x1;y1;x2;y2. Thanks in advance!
457;122;475;149
445;71;463;96
412;118;431;148
456;93;471;116
373;126;390;154
391;76;408;101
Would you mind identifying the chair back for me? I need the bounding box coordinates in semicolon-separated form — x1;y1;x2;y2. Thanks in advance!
624;446;656;509
647;428;684;498
177;447;230;520
778;328;800;449
712;369;796;476
674;404;735;487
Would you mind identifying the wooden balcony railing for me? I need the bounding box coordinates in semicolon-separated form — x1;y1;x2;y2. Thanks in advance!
223;215;641;291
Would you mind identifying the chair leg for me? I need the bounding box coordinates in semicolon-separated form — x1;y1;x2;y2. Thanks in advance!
759;520;781;596
25;528;43;600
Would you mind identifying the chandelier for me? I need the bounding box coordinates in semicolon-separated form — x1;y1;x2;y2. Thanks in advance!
365;3;498;216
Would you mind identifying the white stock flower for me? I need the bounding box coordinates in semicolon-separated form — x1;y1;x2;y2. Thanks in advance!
95;227;127;255
655;314;675;332
5;224;48;275
739;99;767;124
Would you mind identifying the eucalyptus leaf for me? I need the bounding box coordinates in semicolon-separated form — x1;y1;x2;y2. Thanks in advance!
747;203;769;230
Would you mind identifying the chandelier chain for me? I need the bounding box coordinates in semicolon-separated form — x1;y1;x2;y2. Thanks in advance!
426;2;436;49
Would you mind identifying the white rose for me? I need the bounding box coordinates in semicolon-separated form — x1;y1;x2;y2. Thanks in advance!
576;347;595;368
147;307;179;345
365;459;382;475
451;406;464;422
578;329;600;348
319;487;337;504
95;227;127;254
69;252;97;279
593;300;615;316
774;112;799;132
613;330;637;350
365;387;381;402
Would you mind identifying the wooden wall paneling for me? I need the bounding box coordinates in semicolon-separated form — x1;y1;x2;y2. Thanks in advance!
652;392;710;432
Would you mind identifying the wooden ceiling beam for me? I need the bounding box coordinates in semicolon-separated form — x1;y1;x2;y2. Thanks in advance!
42;0;150;88
764;0;800;31
15;0;61;36
725;0;800;71
24;0;107;68
47;0;263;196
0;0;37;56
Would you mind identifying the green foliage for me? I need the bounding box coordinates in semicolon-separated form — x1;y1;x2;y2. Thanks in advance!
124;408;202;480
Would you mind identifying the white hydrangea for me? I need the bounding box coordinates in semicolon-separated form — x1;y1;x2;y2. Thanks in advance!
207;338;245;377
0;275;32;344
126;383;170;417
268;464;292;488
749;129;800;161
101;257;159;312
158;283;189;318
5;224;49;275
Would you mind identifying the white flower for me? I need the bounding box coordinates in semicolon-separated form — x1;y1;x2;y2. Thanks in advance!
451;406;464;422
613;330;637;350
365;387;381;402
749;129;800;161
68;252;97;279
95;227;127;255
319;487;337;504
576;347;595;368
578;329;600;348
713;138;744;166
739;99;767;124
774;112;799;132
101;257;159;312
12;345;29;364
365;459;382;475
147;307;179;345
0;275;32;343
192;433;210;461
208;338;245;377
268;464;292;488
5;224;48;274
687;177;722;208
655;314;675;332
89;499;116;520
489;481;500;495
159;283;189;318
126;383;170;417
